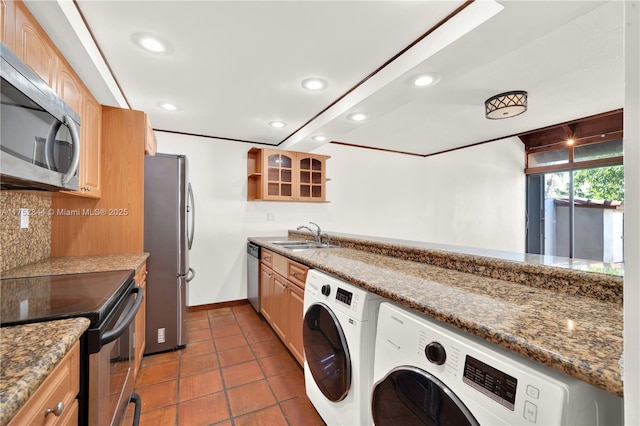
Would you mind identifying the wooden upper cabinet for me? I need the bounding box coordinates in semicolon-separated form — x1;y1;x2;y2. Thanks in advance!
247;148;329;202
265;151;295;200
1;0;17;51
14;2;56;88
297;153;327;202
79;95;102;197
56;62;83;116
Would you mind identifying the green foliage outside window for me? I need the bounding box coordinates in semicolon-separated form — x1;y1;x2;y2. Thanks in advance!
573;166;624;201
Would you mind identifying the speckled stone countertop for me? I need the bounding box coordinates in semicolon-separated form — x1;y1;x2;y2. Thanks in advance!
1;253;149;279
0;318;90;426
249;233;624;397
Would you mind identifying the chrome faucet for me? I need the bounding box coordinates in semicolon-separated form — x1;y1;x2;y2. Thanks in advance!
297;222;322;243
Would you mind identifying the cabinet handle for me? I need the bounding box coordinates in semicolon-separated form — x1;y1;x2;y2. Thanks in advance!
45;402;64;417
292;272;298;277
83;186;91;191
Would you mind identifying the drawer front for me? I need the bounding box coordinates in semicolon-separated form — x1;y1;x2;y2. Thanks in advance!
271;252;288;277
261;249;273;268
9;342;80;426
287;261;308;288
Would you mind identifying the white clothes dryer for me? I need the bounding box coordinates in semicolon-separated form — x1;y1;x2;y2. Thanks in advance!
372;302;623;425
303;270;384;426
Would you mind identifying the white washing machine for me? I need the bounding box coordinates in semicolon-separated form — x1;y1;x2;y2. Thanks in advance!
303;269;384;426
372;302;623;425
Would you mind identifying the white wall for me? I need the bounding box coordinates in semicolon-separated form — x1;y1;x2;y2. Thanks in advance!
156;132;525;306
624;1;640;422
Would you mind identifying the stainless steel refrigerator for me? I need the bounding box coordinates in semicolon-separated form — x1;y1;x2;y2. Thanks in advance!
144;153;195;355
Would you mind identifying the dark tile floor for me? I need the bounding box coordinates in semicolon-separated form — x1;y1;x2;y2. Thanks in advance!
126;304;324;426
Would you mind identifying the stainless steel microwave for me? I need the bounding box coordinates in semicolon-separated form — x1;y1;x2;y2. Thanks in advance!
1;42;80;191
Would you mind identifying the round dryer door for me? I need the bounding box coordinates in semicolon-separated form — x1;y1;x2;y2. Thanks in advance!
372;367;479;426
303;303;351;402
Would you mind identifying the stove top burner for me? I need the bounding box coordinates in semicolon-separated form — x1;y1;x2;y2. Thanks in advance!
0;269;134;327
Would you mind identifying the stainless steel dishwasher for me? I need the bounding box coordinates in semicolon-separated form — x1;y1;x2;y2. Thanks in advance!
247;241;261;312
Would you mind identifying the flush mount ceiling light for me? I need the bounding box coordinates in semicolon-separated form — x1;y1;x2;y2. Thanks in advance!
301;78;328;91
347;112;370;122
159;102;178;111
268;121;287;128
312;135;327;142
485;90;528;119
412;73;441;87
131;33;173;55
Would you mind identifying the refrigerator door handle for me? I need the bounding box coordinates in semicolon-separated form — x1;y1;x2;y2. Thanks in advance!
187;182;195;250
186;267;196;282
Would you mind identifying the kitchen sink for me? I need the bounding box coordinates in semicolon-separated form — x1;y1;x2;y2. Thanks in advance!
270;240;314;246
269;240;334;250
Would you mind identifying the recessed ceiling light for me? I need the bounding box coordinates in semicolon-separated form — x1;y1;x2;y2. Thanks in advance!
131;33;173;55
312;135;327;142
412;73;441;87
159;102;178;111
269;121;287;128
301;78;328;91
347;112;370;122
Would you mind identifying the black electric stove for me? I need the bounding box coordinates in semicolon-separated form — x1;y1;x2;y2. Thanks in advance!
1;268;143;425
0;269;134;327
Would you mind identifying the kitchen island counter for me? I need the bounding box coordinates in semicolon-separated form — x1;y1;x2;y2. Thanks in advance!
250;233;623;397
0;318;90;426
1;253;149;279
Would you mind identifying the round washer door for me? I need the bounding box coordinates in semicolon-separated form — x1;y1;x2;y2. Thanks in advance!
372;367;479;426
303;303;351;402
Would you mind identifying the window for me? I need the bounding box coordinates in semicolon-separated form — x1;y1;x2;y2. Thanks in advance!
522;111;624;263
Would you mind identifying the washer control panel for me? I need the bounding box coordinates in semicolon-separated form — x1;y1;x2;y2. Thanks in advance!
336;287;353;306
463;355;517;411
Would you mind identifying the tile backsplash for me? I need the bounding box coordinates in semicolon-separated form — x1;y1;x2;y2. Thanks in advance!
1;191;51;272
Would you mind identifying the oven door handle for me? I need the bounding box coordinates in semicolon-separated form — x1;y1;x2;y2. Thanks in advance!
101;286;144;346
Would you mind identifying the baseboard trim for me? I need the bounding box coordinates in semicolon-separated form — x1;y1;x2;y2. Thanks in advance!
187;299;250;312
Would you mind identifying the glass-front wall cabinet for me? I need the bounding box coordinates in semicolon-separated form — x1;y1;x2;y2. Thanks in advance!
247;148;329;202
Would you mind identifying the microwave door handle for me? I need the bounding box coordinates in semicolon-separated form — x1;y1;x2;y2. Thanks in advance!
61;115;81;184
101;286;144;346
44;120;62;170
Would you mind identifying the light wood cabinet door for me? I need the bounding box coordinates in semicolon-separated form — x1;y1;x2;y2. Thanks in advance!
271;273;288;341
260;264;274;324
297;153;327;202
264;150;296;201
56;62;82;116
14;2;56;88
1;0;16;51
286;283;305;365
78;95;102;197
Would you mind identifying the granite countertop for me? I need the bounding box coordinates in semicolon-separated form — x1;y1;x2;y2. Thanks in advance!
249;233;624;397
0;318;90;426
1;253;150;279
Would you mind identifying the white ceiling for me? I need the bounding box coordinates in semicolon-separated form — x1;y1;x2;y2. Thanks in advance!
24;0;624;156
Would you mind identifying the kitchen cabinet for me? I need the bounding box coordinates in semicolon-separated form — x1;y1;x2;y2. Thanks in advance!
51;107;148;256
13;1;57;88
1;0;17;51
56;62;102;199
9;341;80;426
133;262;147;380
77;95;102;197
259;248;307;365
247;148;330;202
